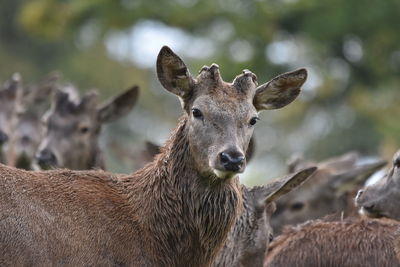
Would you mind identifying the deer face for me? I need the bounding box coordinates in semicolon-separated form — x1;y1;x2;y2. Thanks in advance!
13;73;58;169
356;150;400;220
157;46;307;179
35;86;138;170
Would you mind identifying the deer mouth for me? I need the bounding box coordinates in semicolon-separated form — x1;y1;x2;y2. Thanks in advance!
359;205;387;219
213;169;240;179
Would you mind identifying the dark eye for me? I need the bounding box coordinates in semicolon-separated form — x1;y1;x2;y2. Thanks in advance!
192;108;203;119
268;233;274;243
249;117;259;126
289;202;304;211
80;126;89;134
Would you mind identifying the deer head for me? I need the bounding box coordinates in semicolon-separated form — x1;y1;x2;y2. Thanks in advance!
157;46;307;179
35;85;139;170
356;150;400;220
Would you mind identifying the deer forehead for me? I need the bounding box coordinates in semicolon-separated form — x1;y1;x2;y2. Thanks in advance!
192;94;255;121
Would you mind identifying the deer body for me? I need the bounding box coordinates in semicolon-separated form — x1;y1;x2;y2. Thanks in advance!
0;46;307;266
1;117;241;266
265;218;400;267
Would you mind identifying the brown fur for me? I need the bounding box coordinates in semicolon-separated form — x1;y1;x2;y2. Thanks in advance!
0;116;242;266
213;167;316;267
0;46;307;266
265;218;400;267
271;152;386;234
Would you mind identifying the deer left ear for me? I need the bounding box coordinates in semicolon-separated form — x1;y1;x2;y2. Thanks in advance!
156;46;195;100
253;68;307;111
97;86;139;123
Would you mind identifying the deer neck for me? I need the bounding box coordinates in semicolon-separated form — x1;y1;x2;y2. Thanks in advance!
134;115;242;266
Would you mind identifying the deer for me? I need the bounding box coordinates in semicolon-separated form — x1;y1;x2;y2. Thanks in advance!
12;73;59;169
264;217;400;267
270;152;386;234
0;46;307;266
212;167;316;267
0;72;58;169
355;149;400;220
34;84;139;170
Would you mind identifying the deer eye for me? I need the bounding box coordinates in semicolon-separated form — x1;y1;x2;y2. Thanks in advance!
79;126;90;134
268;233;274;243
249;117;259;126
192;108;203;119
289;202;304;211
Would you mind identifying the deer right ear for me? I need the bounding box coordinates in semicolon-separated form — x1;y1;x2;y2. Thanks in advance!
156;46;195;99
265;166;317;203
253;68;307;111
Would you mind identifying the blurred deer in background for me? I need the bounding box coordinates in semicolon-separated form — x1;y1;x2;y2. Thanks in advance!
13;73;59;169
34;85;139;170
213;167;316;267
356;149;400;220
0;72;58;169
271;152;386;233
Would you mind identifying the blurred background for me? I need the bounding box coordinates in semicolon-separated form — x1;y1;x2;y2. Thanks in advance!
1;0;399;184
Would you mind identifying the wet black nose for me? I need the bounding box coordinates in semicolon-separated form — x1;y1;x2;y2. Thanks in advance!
0;130;8;145
220;151;245;172
35;149;57;167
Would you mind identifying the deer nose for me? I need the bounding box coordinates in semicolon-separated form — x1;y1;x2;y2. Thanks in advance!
35;149;57;168
220;151;245;172
0;130;8;145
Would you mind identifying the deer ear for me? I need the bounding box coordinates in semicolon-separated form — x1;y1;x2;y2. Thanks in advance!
253;68;307;111
156;46;195;99
1;73;21;100
30;72;60;103
98;86;139;123
328;159;387;193
265;166;317;203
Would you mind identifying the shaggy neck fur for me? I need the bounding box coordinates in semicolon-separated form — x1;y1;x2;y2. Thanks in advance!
126;115;243;266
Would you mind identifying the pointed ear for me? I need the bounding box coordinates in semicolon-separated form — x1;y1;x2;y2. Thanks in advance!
97;85;139;123
253;68;307;111
156;46;195;99
1;73;22;99
265;166;317;203
53;89;70;109
32;72;60;103
319;152;359;173
329;159;387;192
23;72;59;106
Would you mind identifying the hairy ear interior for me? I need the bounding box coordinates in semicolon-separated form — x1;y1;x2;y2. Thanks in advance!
156;46;194;99
265;166;317;203
253;68;307;111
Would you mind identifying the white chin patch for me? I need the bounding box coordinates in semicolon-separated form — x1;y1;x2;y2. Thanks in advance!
359;207;368;216
359;207;378;218
213;169;236;179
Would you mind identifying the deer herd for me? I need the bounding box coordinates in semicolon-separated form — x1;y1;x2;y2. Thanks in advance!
0;46;398;266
